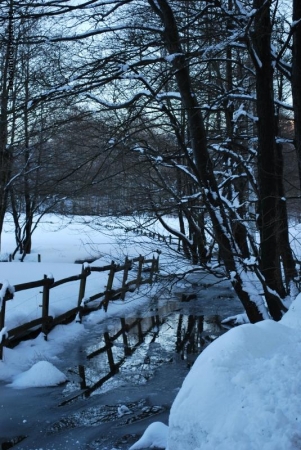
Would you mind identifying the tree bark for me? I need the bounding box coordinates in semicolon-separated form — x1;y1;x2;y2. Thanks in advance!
292;0;301;191
0;1;14;248
251;0;295;318
149;0;266;323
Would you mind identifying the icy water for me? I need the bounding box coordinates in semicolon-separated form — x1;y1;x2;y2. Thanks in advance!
0;274;243;450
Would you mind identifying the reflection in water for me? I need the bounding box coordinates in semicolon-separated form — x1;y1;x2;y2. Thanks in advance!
176;315;224;366
61;305;227;405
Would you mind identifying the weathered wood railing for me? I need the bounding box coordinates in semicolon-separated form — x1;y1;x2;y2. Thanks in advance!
0;254;159;360
134;228;177;245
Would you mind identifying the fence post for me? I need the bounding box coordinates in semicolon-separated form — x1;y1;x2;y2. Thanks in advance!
77;264;90;322
121;257;131;300
0;304;6;361
120;318;131;356
155;254;160;273
137;255;144;288
149;255;156;284
0;284;14;360
78;365;87;389
137;320;143;344
0;300;7;361
42;275;54;340
103;261;116;312
104;331;117;373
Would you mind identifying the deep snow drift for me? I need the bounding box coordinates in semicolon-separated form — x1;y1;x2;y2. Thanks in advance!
132;295;301;450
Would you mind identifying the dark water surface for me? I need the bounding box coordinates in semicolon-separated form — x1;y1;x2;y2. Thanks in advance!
0;274;243;450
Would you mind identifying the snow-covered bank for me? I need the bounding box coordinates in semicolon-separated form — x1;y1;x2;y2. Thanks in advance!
0;283;160;383
132;295;301;450
2;214;301;449
0;214;189;332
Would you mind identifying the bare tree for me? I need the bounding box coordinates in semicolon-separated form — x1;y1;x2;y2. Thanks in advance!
292;0;301;190
0;0;15;248
1;0;298;322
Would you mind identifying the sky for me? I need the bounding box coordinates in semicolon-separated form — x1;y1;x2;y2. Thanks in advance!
1;214;301;449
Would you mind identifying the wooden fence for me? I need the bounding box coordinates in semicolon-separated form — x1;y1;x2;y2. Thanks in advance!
134;228;179;246
0;254;159;360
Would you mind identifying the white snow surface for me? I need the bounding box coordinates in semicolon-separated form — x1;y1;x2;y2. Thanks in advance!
0;213;190;385
165;296;301;450
129;422;168;449
8;360;67;388
132;296;301;450
2;214;301;449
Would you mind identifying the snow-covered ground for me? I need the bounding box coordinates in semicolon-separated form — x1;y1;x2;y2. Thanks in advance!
0;214;180;383
165;297;301;450
0;214;179;331
1;214;301;449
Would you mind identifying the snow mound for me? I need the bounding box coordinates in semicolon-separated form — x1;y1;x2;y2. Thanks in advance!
118;404;131;417
280;295;301;330
129;421;168;449
167;295;301;450
8;360;67;388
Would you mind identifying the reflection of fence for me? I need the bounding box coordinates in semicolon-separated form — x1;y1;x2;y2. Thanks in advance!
0;255;159;360
61;313;227;404
61;314;161;405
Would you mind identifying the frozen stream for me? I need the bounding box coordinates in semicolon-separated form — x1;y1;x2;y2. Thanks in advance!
0;275;244;450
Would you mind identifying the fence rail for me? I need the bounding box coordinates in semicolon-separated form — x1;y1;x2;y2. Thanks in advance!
133;228;178;246
0;254;159;360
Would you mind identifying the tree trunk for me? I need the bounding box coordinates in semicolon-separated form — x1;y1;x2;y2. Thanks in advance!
292;0;301;191
275;118;297;290
0;1;14;248
251;0;295;318
149;0;266;323
23;70;33;256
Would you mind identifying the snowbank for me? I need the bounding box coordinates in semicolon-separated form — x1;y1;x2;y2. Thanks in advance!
129;422;168;449
8;361;67;388
166;294;301;450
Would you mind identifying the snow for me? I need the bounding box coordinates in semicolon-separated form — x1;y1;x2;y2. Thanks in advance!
2;214;301;449
221;312;249;326
0;213;186;384
129;422;168;449
8;361;67;389
0;320;86;382
1;261;95;331
127;223;301;450
238;266;270;319
0;280;14;306
0;326;8;342
164;296;301;450
164;53;184;63
156;92;182;101
233;103;258;123
129;296;301;450
117;404;131;417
